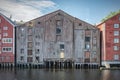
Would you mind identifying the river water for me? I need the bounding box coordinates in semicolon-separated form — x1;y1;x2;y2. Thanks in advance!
0;69;120;80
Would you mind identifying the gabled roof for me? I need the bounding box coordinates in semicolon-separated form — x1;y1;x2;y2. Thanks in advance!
0;13;15;26
97;12;120;26
22;9;96;29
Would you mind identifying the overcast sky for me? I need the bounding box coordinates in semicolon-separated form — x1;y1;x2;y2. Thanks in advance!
0;0;120;25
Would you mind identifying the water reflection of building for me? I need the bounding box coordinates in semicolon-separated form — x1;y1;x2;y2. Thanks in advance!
97;13;120;68
16;10;100;68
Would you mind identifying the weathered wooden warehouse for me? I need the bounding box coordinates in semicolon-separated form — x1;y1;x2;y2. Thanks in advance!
16;10;100;68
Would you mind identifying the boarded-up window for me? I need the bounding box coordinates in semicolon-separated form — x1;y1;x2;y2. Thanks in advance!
28;50;32;55
85;51;90;58
28;42;32;48
85;30;91;35
27;57;33;62
28;28;32;35
28;35;32;41
56;35;61;41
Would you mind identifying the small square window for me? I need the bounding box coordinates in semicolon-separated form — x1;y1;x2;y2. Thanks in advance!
114;46;119;51
114;31;119;36
114;24;119;28
3;33;8;37
38;22;41;24
60;44;64;50
85;37;90;42
3;26;8;30
114;38;119;43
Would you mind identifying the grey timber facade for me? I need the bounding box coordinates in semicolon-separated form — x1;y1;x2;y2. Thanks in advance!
16;10;100;68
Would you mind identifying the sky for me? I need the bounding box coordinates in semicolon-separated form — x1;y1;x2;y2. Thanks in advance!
0;0;120;25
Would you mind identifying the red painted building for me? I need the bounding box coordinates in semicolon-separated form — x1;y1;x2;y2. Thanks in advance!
97;13;120;68
0;13;15;65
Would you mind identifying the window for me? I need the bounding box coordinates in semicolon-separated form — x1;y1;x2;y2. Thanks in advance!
21;28;24;31
114;54;119;60
27;57;33;62
79;23;82;26
2;47;12;52
114;31;119;36
92;52;97;58
28;42;32;48
35;35;40;39
28;28;32;35
85;37;90;42
56;27;61;34
28;50;32;55
3;33;8;37
85;44;90;49
28;35;32;41
2;38;12;43
60;44;64;50
56;20;61;27
38;22;41;24
114;46;119;51
35;42;40;45
3;26;8;30
114;38;119;43
20;56;24;61
35;49;40;54
114;24;119;28
85;51;90;58
20;49;24;54
93;38;97;44
35;56;39;62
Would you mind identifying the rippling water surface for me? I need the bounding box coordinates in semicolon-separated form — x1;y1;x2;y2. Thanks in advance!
0;69;120;80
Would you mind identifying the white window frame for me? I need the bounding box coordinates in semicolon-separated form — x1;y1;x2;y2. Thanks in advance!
114;31;119;36
3;26;8;30
114;38;119;43
2;47;12;52
2;38;12;43
114;54;119;60
3;33;8;37
114;46;119;51
114;24;119;28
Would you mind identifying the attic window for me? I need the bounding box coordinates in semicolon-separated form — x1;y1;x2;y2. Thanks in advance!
79;23;82;26
38;22;41;24
29;21;32;24
58;13;61;15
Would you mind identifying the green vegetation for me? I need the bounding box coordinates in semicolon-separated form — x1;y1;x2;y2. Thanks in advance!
101;9;120;22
